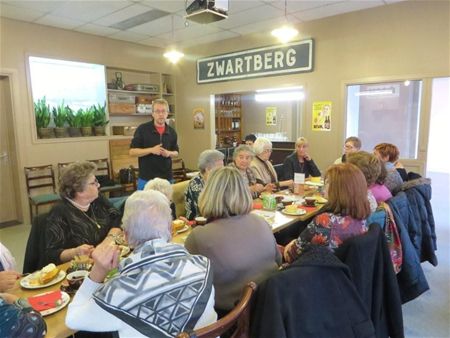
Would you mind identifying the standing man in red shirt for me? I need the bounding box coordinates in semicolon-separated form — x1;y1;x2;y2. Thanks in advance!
130;99;179;190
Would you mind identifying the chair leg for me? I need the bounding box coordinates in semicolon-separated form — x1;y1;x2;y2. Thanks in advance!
29;203;33;224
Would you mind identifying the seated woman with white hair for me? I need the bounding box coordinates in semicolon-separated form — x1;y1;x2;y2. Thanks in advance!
185;149;224;220
144;177;176;219
251;137;293;190
66;190;217;337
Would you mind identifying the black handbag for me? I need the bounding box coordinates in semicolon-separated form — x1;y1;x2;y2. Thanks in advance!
119;167;135;184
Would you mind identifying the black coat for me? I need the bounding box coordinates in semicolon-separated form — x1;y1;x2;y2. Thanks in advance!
335;224;404;338
282;152;321;180
388;192;429;303
251;246;375;338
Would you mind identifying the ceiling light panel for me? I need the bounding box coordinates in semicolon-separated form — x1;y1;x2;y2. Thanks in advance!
111;8;169;30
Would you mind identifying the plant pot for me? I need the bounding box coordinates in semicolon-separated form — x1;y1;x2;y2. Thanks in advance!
38;127;55;139
81;127;93;137
68;127;82;137
94;126;106;136
54;127;68;138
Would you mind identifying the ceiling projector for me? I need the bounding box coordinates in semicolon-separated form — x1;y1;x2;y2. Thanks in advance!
185;0;228;24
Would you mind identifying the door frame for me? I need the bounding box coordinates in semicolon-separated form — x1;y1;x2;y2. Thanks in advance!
0;68;26;223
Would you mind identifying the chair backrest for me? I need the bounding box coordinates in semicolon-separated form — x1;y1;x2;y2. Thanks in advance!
176;282;257;338
24;165;57;196
89;158;113;179
23;213;50;273
57;161;72;179
172;180;190;217
172;158;188;182
273;163;284;180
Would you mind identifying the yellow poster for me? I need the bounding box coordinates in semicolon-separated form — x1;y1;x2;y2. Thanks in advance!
312;101;332;131
266;107;277;126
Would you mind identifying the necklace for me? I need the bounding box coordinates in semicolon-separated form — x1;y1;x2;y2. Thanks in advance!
66;198;101;229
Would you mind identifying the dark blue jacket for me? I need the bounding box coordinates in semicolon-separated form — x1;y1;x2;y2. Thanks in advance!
388;192;429;303
401;179;437;266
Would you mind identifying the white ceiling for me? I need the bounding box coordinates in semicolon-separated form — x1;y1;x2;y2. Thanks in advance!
0;0;405;49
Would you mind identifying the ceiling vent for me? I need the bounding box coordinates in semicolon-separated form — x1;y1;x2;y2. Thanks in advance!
185;0;228;24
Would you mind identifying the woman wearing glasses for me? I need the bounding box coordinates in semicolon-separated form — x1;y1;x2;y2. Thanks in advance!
334;136;362;164
44;161;122;265
250;137;293;190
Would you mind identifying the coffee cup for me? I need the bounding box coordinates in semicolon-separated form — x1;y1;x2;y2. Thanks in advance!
67;270;89;290
304;196;316;207
195;216;207;226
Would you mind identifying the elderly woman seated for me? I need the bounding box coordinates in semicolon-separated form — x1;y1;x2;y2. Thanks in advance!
66;190;217;337
283;137;321;180
45;161;122;265
284;163;371;264
229;145;271;197
347;151;392;208
144;177;176;219
334;136;362;164
374;143;404;194
251;137;293;190
185;149;224;220
185;167;281;312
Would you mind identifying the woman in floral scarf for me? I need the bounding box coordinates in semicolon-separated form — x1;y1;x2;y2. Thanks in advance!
284;163;371;263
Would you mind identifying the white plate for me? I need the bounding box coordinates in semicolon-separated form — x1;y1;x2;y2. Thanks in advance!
36;291;70;317
20;270;66;289
176;225;190;234
281;208;307;216
305;181;324;187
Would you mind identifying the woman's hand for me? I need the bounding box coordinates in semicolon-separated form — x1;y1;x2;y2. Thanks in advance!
89;242;120;283
303;153;311;161
283;240;298;264
0;292;19;304
0;271;21;292
75;244;94;257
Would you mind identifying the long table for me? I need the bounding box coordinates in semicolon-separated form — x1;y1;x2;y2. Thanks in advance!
10;200;321;338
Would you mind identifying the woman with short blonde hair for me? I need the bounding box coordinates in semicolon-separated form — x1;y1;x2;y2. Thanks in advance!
284;163;370;263
185;167;281;311
283;136;321;180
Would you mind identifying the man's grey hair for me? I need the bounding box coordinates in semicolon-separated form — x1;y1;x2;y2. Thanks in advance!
198;149;225;174
253;137;273;155
144;178;173;201
121;190;172;247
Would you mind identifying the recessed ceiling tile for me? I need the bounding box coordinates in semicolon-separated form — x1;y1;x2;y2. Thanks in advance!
267;0;339;12
108;29;151;42
36;14;86;30
0;2;46;21
228;1;266;14
211;4;283;30
51;1;132;22
2;0;66;13
180;30;240;48
129;13;192;35
95;3;151;27
74;23;120;37
139;0;186;13
383;0;407;3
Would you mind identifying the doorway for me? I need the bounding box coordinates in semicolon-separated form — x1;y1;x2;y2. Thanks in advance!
0;75;21;227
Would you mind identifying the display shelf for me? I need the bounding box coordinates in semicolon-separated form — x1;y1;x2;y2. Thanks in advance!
215;93;242;147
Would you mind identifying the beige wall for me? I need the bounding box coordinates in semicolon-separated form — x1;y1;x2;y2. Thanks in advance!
176;0;449;169
1;0;449;222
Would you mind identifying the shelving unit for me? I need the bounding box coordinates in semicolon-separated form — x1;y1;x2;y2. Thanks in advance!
106;67;176;136
215;93;242;147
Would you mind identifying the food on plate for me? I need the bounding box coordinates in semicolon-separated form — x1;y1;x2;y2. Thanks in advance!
67;255;93;273
315;196;328;204
172;219;185;233
39;263;60;285
310;176;322;183
284;204;298;214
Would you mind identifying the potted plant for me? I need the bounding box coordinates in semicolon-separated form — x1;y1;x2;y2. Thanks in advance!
80;107;94;136
67;108;83;137
92;103;109;136
34;97;54;138
52;101;69;138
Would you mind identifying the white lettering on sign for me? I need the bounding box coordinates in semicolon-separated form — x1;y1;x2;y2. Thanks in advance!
205;49;298;78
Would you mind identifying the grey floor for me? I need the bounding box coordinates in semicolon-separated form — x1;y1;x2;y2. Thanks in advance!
0;172;449;337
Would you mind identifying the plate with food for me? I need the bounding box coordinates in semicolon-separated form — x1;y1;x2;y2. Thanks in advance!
21;264;66;289
281;205;307;216
28;291;70;317
176;225;190;234
67;255;93;274
315;196;328;204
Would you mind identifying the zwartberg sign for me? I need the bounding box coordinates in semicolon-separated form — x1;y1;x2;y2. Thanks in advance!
197;39;313;83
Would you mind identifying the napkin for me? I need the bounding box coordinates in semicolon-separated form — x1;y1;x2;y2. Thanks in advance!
28;290;62;311
298;205;317;212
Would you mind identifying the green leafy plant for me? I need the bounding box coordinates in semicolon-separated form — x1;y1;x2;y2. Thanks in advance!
52;101;69;127
92;103;109;127
67;108;84;128
34;97;51;128
80;107;94;127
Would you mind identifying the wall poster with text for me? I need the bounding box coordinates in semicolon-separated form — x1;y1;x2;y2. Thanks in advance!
312;101;332;131
265;107;277;126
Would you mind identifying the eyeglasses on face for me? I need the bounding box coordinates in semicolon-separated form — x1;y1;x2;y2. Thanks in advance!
87;178;99;186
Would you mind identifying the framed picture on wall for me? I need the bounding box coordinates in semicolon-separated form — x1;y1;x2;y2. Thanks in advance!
193;108;205;129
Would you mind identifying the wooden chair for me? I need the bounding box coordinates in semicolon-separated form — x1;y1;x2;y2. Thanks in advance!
24;165;60;221
89;158;125;196
172;180;190;218
176;282;257;338
172;158;188;183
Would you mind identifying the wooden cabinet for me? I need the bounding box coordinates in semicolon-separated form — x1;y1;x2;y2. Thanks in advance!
215;93;242;147
106;68;176;136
